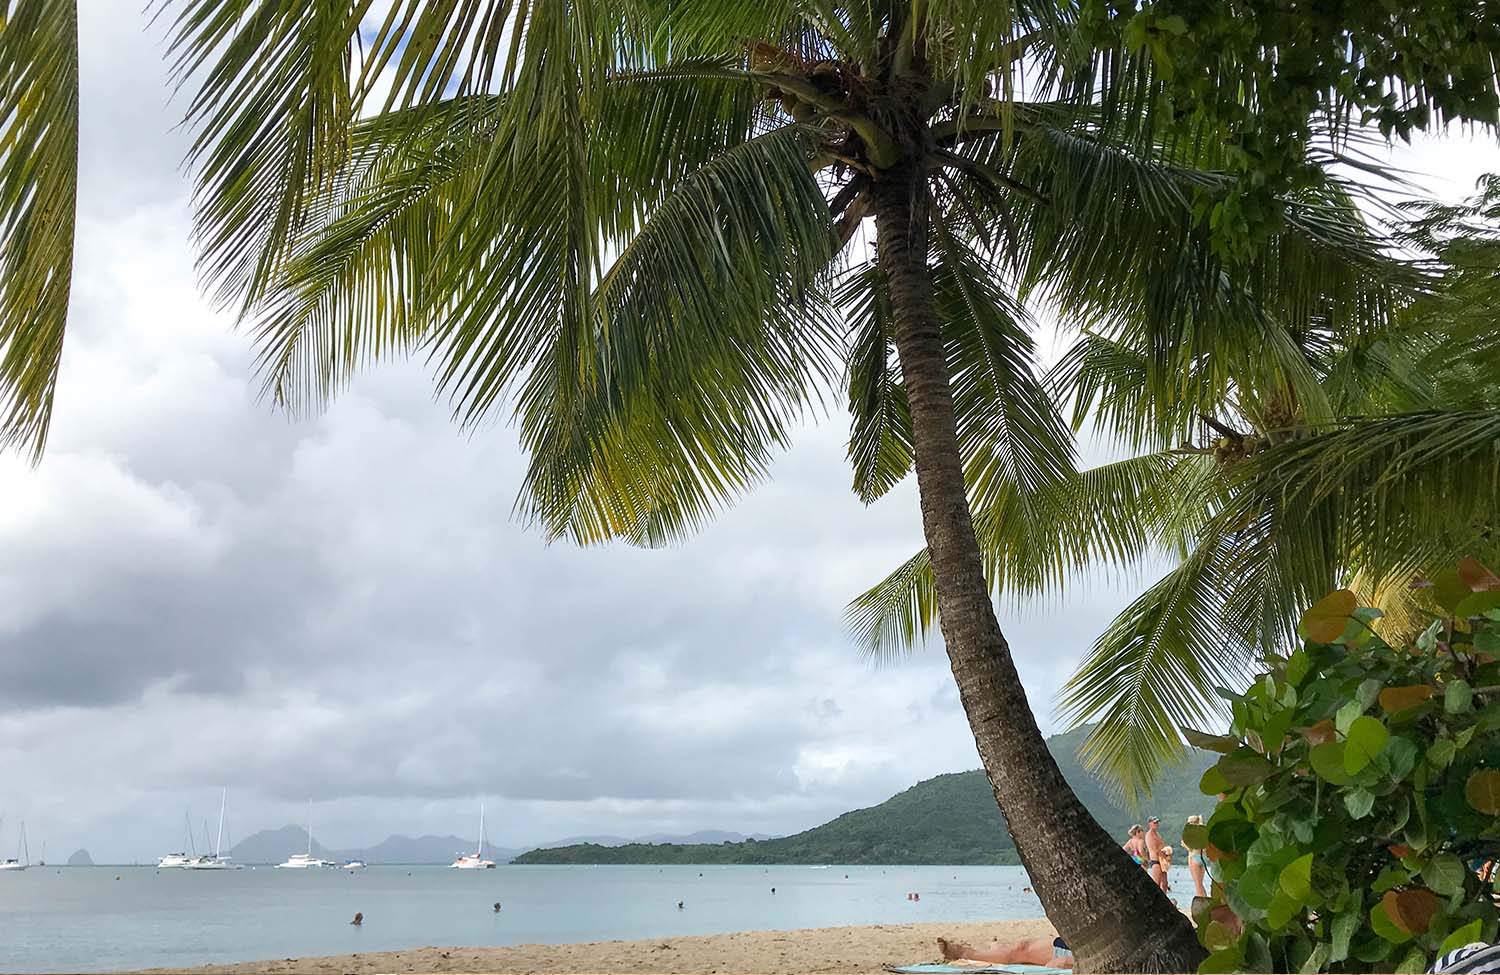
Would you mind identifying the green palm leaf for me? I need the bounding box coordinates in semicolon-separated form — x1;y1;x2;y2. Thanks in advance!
0;0;77;458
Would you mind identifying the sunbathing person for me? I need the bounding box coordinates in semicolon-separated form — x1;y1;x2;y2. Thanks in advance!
937;935;1073;969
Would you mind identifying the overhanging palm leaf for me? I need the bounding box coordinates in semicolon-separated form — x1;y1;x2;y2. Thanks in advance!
0;0;77;459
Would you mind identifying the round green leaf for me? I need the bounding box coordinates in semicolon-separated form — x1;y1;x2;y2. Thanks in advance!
1445;679;1474;714
1300;589;1358;643
1427;738;1457;769
1440;919;1485;956
1433;568;1474;614
1344;787;1376;819
1278;853;1314;903
1345;715;1390;774
1200;764;1231;796
1182;823;1209;850
1309;741;1354;785
1218;750;1277;786
1239;862;1280;909
1457;591;1500;618
1198;946;1243;974
1421;853;1466;896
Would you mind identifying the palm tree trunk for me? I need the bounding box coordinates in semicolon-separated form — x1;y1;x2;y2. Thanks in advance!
871;165;1206;973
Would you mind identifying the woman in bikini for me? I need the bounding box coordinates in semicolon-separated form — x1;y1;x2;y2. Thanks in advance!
1184;814;1209;898
1122;824;1148;870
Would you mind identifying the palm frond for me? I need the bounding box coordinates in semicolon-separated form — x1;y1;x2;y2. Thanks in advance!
513;125;841;546
1058;533;1250;805
0;0;77;458
840;262;914;503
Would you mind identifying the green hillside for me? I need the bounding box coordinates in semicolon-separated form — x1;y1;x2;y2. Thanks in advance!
515;727;1214;865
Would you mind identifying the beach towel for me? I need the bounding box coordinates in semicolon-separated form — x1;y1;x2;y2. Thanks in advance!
884;965;1069;974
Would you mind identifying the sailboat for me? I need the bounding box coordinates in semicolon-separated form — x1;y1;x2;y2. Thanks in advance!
276;801;335;868
187;789;240;869
0;820;30;871
157;810;197;868
450;804;497;869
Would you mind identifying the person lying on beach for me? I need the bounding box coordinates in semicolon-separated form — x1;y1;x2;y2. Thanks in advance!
937;935;1073;969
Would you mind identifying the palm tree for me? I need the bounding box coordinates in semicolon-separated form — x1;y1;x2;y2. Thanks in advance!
0;0;1429;967
852;178;1500;801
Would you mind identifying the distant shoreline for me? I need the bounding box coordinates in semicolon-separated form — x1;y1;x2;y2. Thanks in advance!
123;919;1055;975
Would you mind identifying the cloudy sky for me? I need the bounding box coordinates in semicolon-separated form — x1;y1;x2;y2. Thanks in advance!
1;5;1497;864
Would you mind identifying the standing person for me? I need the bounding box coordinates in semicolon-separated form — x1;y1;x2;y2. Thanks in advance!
1145;817;1168;891
1184;815;1209;898
1123;825;1148;869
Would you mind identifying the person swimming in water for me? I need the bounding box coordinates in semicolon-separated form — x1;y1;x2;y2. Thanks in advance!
350;912;363;926
938;936;1073;969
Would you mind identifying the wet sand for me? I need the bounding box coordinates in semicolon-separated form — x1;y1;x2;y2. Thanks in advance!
129;918;1055;974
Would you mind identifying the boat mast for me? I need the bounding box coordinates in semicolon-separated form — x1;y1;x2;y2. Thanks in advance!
215;789;227;859
20;822;28;866
306;799;313;858
478;803;485;858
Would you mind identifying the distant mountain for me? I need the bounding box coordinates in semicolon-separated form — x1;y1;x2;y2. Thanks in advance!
66;849;93;866
535;831;776;849
229;826;522;865
516;726;1215;865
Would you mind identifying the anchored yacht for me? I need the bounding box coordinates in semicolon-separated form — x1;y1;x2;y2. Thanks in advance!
277;801;335;868
450;804;497;869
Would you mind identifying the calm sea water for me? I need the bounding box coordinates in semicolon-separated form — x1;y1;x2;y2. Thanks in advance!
0;863;1196;973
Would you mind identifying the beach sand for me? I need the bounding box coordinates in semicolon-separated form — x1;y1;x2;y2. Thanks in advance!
129;919;1056;975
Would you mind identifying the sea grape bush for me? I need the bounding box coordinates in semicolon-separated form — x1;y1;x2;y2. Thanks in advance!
1188;560;1500;973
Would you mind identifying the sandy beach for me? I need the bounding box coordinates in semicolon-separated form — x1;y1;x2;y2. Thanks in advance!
128;919;1055;975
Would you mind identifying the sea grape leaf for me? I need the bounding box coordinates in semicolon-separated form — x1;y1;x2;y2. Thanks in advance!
1380;685;1435;715
1182;823;1209;850
1465;769;1500;813
1344;787;1376;819
1309;741;1354;785
1428;738;1457;769
1446;679;1474;714
1421;853;1466;896
1457;592;1500;617
1300;719;1335;745
1336;699;1365;734
1279;853;1314;903
1298;942;1329;974
1184;728;1240;753
1218;750;1278;786
1239;863;1280;909
1300;589;1357;643
1390;889;1439;934
1286;649;1310;686
1396;946;1430;974
1345;715;1390;774
1459;556;1500;591
1200;765;1231;796
1372;896;1416;943
1330;911;1360;962
1198;946;1242;973
1434;568;1474;613
1439;919;1485;956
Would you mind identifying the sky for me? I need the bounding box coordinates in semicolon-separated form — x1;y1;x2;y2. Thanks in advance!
1;4;1498;865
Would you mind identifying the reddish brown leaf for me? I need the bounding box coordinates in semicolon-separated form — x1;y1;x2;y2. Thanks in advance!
1460;557;1500;591
1387;844;1413;859
1300;719;1337;745
1467;770;1500;814
1387;888;1439;934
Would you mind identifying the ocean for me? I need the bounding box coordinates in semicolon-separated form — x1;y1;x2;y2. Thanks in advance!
0;863;1196;973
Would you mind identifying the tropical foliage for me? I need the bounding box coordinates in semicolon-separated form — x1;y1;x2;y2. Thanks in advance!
1081;1;1500;256
851;179;1500;801
1190;567;1500;973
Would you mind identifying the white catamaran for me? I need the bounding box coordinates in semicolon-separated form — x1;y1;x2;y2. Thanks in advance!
450;804;497;869
277;801;335;869
186;789;240;870
0;820;30;871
